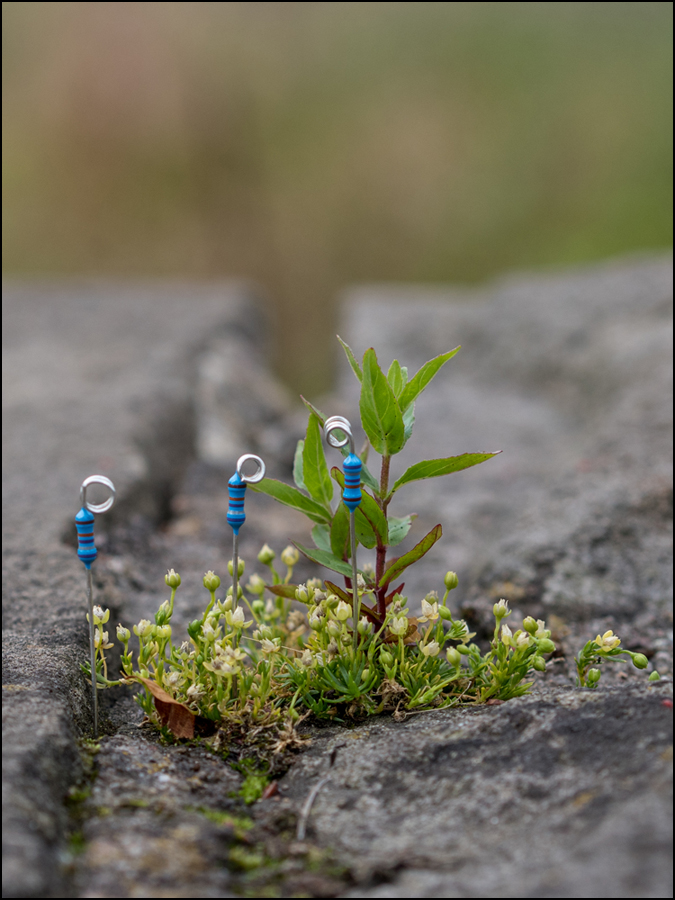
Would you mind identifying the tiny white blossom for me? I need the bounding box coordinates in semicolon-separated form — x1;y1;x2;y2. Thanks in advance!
493;598;510;618
516;631;531;649
389;615;409;636
594;630;621;651
356;574;367;590
421;641;440;658
418;599;439;623
501;623;513;647
187;683;206;701
335;600;351;621
261;638;281;653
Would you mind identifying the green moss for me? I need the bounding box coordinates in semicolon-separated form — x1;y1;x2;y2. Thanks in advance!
229;846;266;872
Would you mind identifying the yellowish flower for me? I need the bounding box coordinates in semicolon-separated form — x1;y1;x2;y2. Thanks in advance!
421;641;440;658
418;599;440;623
594;630;621;651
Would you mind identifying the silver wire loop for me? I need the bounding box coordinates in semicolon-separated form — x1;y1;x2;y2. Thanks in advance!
236;453;266;484
80;475;116;514
324;416;355;453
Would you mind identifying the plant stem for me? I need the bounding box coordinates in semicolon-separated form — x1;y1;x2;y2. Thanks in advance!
375;454;391;619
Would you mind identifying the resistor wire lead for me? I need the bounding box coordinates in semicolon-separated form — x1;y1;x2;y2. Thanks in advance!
324;417;362;647
227;454;265;648
75;475;115;738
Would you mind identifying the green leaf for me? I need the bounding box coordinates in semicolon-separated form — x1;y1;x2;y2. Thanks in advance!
300;395;326;426
379;524;443;588
294;543;360;579
360;348;405;456
387;359;405;397
302;413;333;508
331;468;387;546
265;584;300;600
398;347;460;412
390;452;501;495
402;402;415;445
388;514;417;547
311;524;331;552
293;439;305;490
250;478;331;524
330;502;351;559
337;335;362;382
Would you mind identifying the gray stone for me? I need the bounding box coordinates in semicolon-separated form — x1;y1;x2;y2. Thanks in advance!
3;255;672;898
2;282;264;898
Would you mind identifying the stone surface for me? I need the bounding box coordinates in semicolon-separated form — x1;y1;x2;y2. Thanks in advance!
2;282;266;898
2;255;672;898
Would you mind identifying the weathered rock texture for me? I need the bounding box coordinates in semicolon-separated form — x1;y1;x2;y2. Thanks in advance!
2;255;672;898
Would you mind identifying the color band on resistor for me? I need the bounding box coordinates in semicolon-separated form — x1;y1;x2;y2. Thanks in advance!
324;416;362;511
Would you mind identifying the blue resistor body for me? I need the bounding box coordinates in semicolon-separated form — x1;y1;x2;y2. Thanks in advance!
227;471;247;533
75;507;97;568
342;453;362;511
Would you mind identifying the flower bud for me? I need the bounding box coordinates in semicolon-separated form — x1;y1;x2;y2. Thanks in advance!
280;545;299;567
531;655;546;672
446;647;461;667
156;624;172;640
155;599;171;625
438;606;453;621
226;585;244;599
380;649;394;666
228;607;245;628
586;667;602;686
357;616;370;635
457;644;471;656
389;615;409;636
444;571;459;591
187;619;202;640
522;616;538;635
221;595;233;611
493;598;510;620
116;624;131;642
335;600;351;621
421;641;440;658
327;620;341;638
537;638;556;654
246;574;266;596
258;544;276;565
631;653;649;669
203;570;221;592
252;598;265;614
295;585;309;603
133;619;154;638
361;668;370;682
228;558;245;577
501;624;513;647
165;568;181;589
648;670;661;682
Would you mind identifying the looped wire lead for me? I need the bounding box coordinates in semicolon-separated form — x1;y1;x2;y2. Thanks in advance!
324;415;354;453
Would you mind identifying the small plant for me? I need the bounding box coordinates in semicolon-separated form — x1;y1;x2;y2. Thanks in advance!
85;339;656;740
575;630;652;687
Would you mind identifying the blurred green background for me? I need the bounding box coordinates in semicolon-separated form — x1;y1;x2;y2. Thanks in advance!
3;1;672;393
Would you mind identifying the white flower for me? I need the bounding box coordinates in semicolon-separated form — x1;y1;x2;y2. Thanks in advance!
187;683;206;701
164;671;182;688
493;598;511;618
389;615;409;636
116;624;130;642
418;599;439;623
261;638;281;653
516;631;531;649
594;630;621;651
535;619;549;639
356;574;367;590
421;641;440;658
134;619;154;638
501;623;513;647
92;605;108;624
280;545;299;567
335;600;351;621
301;649;314;667
226;607;251;629
203;620;218;640
94;628;113;650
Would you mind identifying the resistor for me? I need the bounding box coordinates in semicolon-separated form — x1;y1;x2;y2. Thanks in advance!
227;471;247;534
342;453;362;511
75;506;97;568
